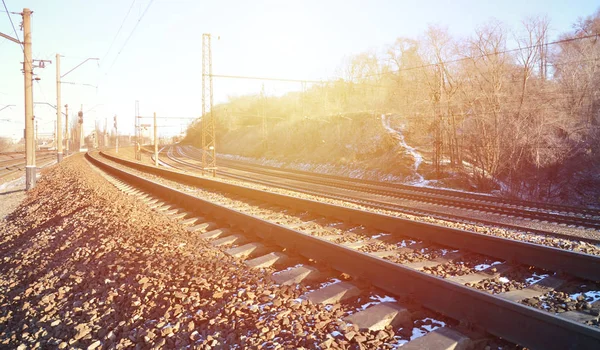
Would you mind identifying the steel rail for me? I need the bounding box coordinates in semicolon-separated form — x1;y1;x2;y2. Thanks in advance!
1;154;56;169
204;153;600;228
100;150;600;282
167;147;600;246
0;155;57;181
1;153;56;168
182;145;600;217
177;144;600;224
87;151;600;350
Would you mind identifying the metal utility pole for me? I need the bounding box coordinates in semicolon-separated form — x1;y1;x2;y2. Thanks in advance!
104;117;108;148
78;104;84;151
23;8;35;189
201;33;216;176
154;112;158;166
261;84;267;151
114;114;118;154
135;100;140;160
301;81;306;118
55;54;63;162
64;104;69;155
2;8;49;189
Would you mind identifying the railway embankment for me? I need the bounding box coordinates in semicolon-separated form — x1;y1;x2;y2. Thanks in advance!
0;155;377;349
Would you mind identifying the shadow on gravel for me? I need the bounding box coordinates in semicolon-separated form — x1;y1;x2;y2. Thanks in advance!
0;170;201;347
0;189;25;196
0;204;90;257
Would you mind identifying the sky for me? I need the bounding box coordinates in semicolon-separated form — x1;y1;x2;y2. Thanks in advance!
0;0;598;141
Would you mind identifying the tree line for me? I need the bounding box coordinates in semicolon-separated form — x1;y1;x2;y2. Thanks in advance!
187;9;600;202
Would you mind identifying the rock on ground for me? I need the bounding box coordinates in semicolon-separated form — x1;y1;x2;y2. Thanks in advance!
0;154;382;349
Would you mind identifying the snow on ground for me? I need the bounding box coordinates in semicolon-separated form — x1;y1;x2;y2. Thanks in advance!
380;114;511;193
218;152;405;183
456;159;509;193
358;294;397;310
380;114;427;185
271;264;304;276
570;290;600;304
473;261;503;272
389;317;447;348
319;278;342;289
0;176;25;191
525;273;549;285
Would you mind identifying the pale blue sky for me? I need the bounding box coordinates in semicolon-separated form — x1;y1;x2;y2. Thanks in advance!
0;0;598;140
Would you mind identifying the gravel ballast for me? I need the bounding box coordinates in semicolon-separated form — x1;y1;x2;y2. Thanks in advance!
0;155;392;349
105;149;600;256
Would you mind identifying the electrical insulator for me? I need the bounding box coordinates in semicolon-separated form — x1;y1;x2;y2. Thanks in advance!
78;111;83;124
114;115;117;129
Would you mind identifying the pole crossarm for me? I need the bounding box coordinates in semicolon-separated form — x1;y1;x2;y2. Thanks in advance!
60;57;99;79
0;31;20;44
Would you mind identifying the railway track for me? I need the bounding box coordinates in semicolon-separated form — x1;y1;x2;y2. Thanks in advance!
160;145;600;246
181;145;600;229
90;150;600;349
0;152;56;181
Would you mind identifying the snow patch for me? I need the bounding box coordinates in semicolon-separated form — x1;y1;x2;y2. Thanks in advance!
271;264;304;276
569;290;600;304
473;261;503;272
320;278;342;288
398;239;418;248
359;294;397;310
498;277;510;283
525;273;549;285
330;330;342;338
381;114;426;185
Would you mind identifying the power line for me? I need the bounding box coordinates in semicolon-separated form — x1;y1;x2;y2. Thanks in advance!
210;74;324;84
1;0;22;52
103;0;136;61
361;33;600;79
1;2;39;78
107;0;155;73
209;51;598;89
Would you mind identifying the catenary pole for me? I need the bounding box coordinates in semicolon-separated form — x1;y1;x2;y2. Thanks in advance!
154;112;158;166
56;53;63;162
23;8;35;189
79;104;84;151
114;115;118;154
65;104;69;156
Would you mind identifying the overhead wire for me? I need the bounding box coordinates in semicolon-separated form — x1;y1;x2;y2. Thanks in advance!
102;0;136;62
1;0;43;98
207;33;598;87
1;0;22;52
2;0;48;130
107;0;155;73
359;33;600;79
